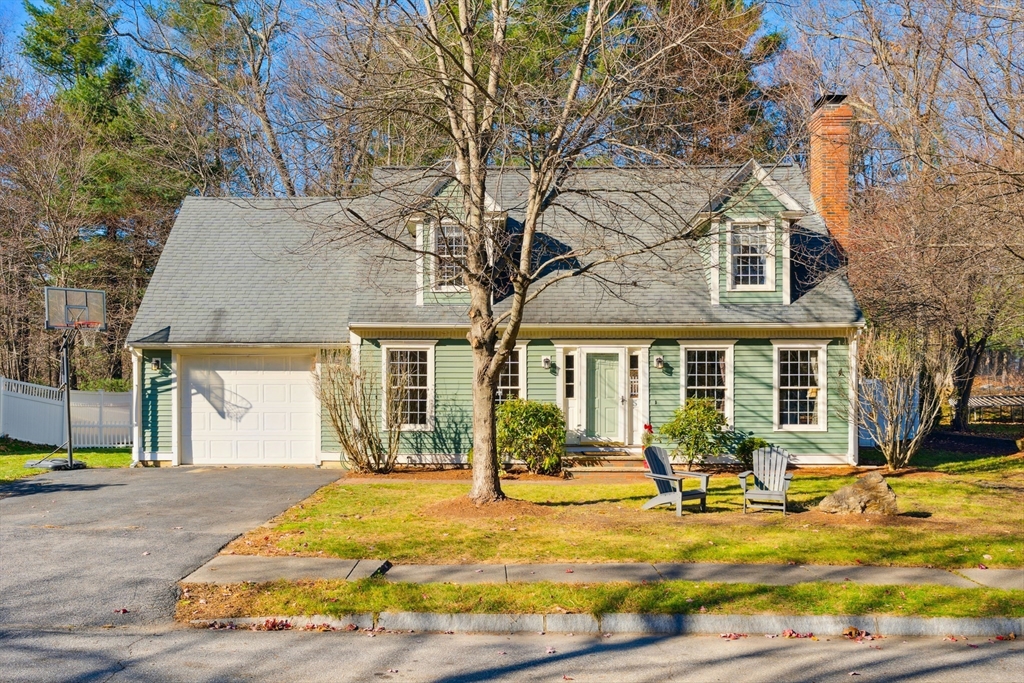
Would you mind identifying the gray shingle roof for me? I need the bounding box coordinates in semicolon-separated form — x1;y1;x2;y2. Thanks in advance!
128;164;861;346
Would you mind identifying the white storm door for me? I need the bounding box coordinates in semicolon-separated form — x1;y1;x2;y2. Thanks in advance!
183;354;317;464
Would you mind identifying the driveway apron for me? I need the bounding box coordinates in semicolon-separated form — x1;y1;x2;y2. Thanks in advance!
0;467;338;629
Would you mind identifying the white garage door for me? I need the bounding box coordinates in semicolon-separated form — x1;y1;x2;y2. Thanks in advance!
182;354;317;465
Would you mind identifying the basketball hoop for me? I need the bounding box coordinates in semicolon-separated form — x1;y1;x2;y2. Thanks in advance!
38;287;108;471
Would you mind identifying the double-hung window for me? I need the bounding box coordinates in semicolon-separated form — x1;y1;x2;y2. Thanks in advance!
680;343;734;424
434;222;467;290
729;222;774;290
384;345;433;430
773;341;828;430
496;348;522;404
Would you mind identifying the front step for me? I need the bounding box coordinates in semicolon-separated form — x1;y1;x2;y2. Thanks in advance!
565;452;646;469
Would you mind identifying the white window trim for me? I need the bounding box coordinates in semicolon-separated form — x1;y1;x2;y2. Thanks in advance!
725;219;776;292
431;220;469;293
781;221;791;305
380;340;437;432
496;342;528;402
772;339;829;432
678;341;736;426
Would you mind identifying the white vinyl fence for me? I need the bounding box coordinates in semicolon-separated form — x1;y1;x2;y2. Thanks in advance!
0;377;133;448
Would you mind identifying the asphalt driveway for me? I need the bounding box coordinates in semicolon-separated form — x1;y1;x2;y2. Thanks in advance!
0;466;339;629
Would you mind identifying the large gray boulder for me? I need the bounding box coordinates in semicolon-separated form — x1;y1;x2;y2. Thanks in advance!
818;471;898;515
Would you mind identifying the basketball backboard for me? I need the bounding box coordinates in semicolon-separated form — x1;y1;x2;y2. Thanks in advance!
44;287;107;331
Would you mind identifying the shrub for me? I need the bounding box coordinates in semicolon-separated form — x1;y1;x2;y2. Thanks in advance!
78;378;131;392
496;398;565;475
735;436;770;470
658;398;726;470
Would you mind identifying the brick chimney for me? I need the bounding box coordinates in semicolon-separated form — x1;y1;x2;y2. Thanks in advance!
808;94;854;253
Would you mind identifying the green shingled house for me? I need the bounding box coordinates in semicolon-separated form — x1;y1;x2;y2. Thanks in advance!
127;100;864;468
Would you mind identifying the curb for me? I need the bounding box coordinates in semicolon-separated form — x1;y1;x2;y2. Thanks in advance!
191;613;1024;637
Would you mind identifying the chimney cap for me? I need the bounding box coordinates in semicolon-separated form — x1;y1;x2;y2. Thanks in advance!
813;93;848;109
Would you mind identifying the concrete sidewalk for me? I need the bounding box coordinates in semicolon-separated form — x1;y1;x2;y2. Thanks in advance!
183;555;1024;591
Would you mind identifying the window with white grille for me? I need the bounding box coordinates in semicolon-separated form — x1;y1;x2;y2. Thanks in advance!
731;223;771;288
496;349;520;403
388;349;429;427
778;349;820;426
434;222;467;289
685;349;726;411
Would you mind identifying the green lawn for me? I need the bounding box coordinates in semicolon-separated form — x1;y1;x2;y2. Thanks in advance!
178;579;1024;621
0;444;133;484
229;447;1024;569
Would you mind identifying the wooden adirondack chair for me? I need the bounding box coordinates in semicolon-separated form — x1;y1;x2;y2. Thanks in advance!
738;446;793;514
642;446;709;516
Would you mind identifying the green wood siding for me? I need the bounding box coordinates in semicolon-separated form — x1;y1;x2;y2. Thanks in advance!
731;338;849;455
648;339;680;430
526;340;556;403
647;338;850;457
328;334;851;459
141;350;172;453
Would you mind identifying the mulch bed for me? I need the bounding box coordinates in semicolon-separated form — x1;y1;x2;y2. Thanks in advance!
344;467;566;482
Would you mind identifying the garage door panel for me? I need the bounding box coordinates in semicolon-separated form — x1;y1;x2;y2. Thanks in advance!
291;412;315;431
289;383;314;404
263;412;288;431
263;383;288;403
184;354;317;465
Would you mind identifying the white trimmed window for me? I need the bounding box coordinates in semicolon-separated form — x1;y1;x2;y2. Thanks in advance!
383;343;434;431
728;222;775;291
772;341;828;431
434;221;467;290
679;342;735;424
496;346;527;404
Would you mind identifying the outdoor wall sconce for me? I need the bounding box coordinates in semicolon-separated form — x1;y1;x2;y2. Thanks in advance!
541;356;552;369
654;356;665;370
151;358;162;371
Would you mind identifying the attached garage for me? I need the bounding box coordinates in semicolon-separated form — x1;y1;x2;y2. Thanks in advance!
181;354;318;465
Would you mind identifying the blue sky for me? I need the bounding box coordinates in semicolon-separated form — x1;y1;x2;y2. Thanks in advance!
2;0;29;32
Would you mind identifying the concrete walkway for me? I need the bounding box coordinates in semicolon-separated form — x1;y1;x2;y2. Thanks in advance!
183;555;1024;590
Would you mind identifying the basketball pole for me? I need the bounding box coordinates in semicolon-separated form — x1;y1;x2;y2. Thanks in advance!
61;329;74;469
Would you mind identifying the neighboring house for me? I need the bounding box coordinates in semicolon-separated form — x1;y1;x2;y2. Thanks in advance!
127;96;864;467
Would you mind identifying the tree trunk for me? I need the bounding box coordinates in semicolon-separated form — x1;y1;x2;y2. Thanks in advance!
469;342;504;503
951;329;988;432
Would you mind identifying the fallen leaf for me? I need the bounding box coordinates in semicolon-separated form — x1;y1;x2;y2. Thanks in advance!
720;633;747;640
141;552;150;556
173;526;182;530
113;609;129;614
969;644;979;649
563;677;574;681
603;633;612;638
765;634;778;639
388;669;398;673
850;673;861;676
499;651;507;655
546;647;556;654
565;569;574;574
475;569;484;573
978;564;988;570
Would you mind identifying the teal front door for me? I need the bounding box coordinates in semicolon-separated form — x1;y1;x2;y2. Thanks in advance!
586;354;619;441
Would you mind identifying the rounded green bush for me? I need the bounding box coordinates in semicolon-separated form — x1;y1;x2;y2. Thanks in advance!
496;398;566;475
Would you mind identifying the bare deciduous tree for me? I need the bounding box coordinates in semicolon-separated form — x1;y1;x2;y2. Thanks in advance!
858;328;954;470
315;348;405;474
309;0;779;502
787;0;1024;430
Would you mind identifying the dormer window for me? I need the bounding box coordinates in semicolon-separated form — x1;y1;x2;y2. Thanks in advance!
434;221;467;290
728;222;775;291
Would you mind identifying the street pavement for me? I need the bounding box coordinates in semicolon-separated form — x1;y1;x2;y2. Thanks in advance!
2;626;1022;682
2;466;1022;682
